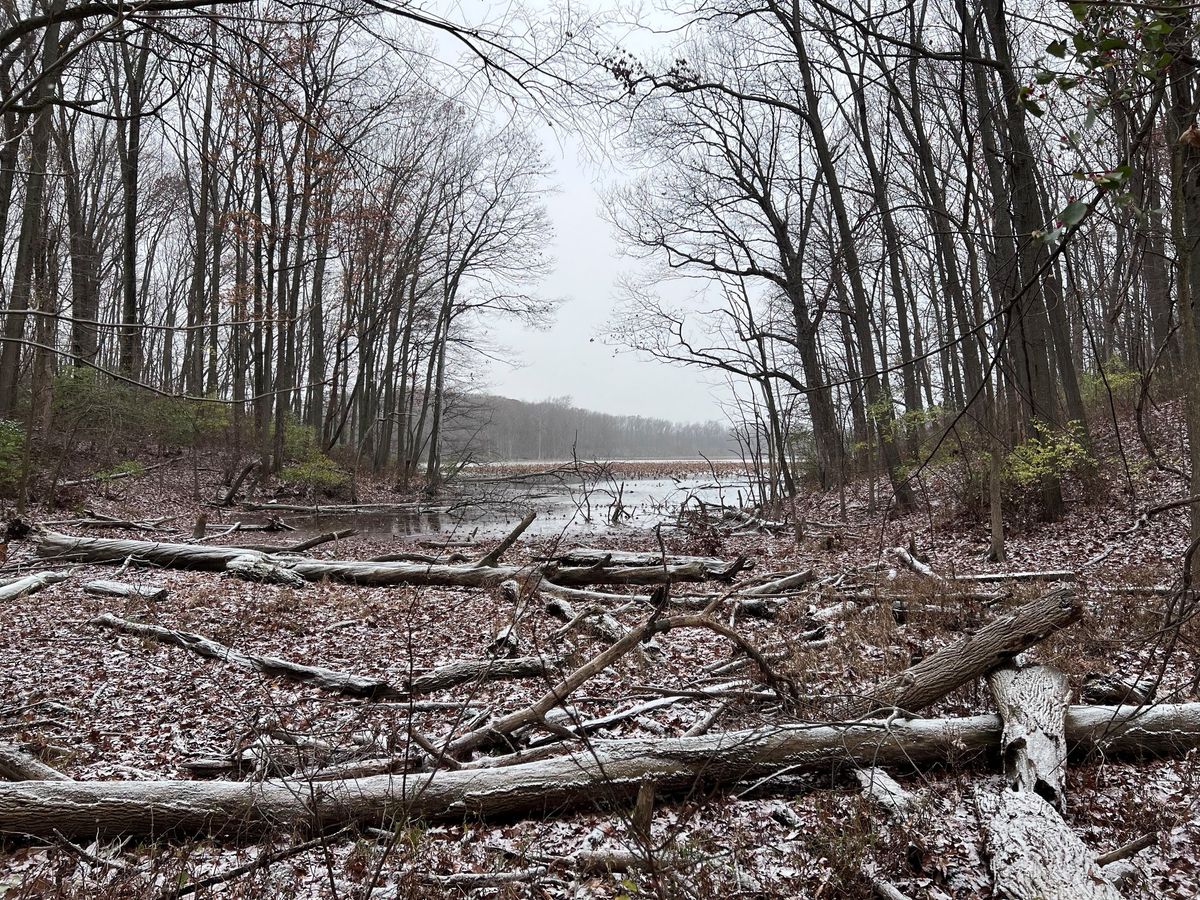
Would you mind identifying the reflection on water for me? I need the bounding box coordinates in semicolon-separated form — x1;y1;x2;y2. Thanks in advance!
277;473;754;543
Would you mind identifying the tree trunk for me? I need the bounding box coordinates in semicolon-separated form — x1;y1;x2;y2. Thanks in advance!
980;790;1121;900
987;663;1070;810
5;703;1200;838
859;589;1080;715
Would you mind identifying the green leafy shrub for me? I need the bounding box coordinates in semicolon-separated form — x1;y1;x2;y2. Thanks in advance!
1003;420;1091;489
1081;355;1140;413
277;419;348;494
0;420;24;496
279;455;348;492
53;369;231;453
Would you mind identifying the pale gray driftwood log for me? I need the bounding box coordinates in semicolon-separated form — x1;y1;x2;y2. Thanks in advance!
225;554;308;587
980;790;1120;900
0;745;70;782
5;703;1200;838
739;569;814;596
987;663;1071;810
38;530;709;588
855;767;914;819
0;571;69;602
548;549;752;577
82;580;169;601
91;613;558;699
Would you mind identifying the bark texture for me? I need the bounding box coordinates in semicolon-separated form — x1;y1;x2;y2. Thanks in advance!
980;790;1121;899
4;703;1199;838
860;589;1081;714
92;614;558;699
987;663;1071;809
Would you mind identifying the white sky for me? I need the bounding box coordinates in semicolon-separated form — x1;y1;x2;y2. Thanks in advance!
479;128;731;423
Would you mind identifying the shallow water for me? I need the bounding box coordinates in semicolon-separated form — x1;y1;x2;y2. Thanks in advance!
280;473;755;543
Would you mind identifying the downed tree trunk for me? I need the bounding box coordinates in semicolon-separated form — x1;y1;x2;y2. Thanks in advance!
0;571;69;602
740;569;814;596
475;511;536;568
952;570;1076;584
59;460;169;488
0;746;70;782
37;531;709;589
542;561;708;586
6;703;1200;838
546;549;753;577
91;614;558;699
226;554;308;587
239;501;447;514
859;588;1081;715
855;767;914;819
1081;673;1156;706
980;790;1121;899
987;663;1071;809
82;580;169;602
886;547;940;580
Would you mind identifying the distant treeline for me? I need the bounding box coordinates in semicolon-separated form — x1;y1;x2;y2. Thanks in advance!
444;395;735;461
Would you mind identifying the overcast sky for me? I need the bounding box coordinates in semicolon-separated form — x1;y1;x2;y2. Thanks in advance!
479;128;733;424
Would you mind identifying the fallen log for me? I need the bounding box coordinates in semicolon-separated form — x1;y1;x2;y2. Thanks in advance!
82;580;169;602
987;663;1071;809
855;767;914;819
1081;673;1156;706
475;510;536;568
0;571;70;602
740;569;814;596
38;530;521;587
886;547;940;580
0;745;70;782
6;703;1200;838
952;570;1076;584
59;461;169;488
979;789;1120;899
545;597;630;645
859;588;1081;715
543;561;708;586
226;554;308;587
239;501;449;515
91;614;558;699
37;530;708;589
546;549;753;577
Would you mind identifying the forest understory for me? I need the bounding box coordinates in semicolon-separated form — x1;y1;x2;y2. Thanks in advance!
1;405;1199;900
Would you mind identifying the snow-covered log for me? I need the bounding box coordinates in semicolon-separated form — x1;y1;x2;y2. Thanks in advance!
544;548;752;577
0;571;69;602
37;530;709;588
860;588;1081;714
987;663;1071;809
980;789;1121;899
855;767;914;819
91;614;558;699
0;746;69;782
5;703;1200;838
1081;673;1156;706
225;554;308;587
82;580;169;602
740;569;815;596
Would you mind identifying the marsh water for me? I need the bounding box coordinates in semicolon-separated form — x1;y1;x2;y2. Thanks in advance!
274;465;755;543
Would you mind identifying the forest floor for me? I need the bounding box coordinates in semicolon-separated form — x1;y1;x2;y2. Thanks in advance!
0;405;1198;898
